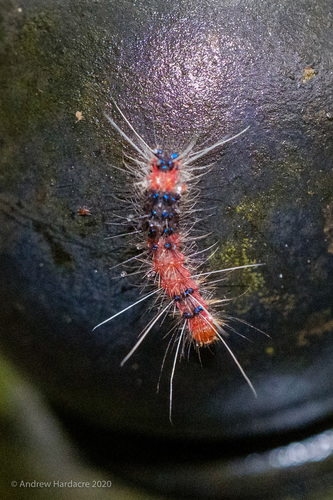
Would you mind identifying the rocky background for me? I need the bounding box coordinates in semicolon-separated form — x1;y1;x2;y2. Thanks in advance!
0;0;332;498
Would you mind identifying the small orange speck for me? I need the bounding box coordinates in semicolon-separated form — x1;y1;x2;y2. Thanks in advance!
78;207;91;216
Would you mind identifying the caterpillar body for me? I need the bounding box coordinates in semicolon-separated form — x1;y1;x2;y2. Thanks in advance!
94;102;263;421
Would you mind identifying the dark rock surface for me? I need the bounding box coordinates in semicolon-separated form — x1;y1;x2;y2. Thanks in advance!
0;0;333;497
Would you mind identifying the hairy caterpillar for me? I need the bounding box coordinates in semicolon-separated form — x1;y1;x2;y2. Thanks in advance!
94;102;265;421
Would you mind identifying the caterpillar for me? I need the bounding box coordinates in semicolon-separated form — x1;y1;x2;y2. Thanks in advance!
94;101;264;421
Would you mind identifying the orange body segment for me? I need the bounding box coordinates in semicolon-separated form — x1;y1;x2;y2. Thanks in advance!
147;155;219;347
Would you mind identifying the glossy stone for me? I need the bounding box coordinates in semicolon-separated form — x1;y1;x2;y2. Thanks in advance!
0;0;332;497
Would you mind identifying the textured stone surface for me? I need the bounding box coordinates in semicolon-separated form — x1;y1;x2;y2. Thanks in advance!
0;0;333;497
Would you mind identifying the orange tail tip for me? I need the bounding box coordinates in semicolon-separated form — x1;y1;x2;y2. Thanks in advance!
189;314;219;346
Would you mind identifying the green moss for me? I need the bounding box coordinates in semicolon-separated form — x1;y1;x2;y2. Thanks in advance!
210;238;266;314
236;199;258;222
0;7;109;180
259;292;297;316
0;6;116;240
0;12;63;137
234;173;285;224
211;237;300;317
213;238;263;283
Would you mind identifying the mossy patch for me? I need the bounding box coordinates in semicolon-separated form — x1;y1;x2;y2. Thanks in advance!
209;238;266;314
